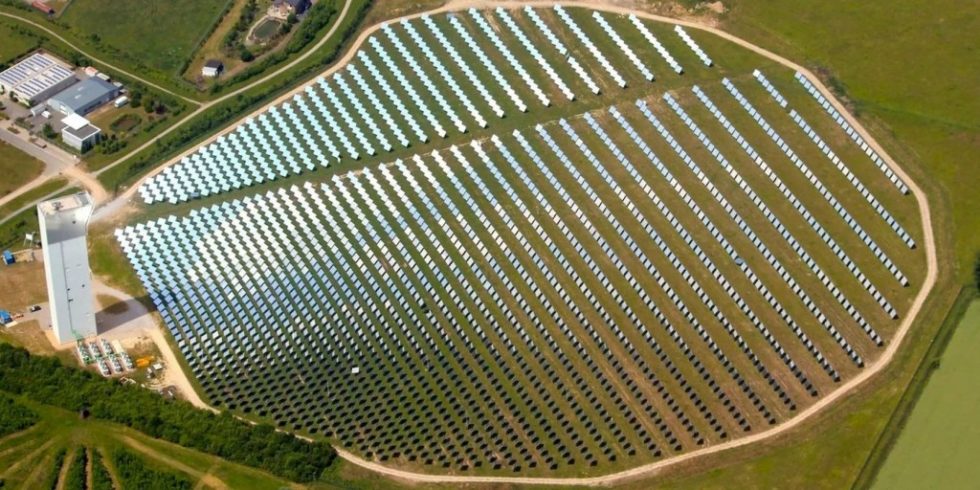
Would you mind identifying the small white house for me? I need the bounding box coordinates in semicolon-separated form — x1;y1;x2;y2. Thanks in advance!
202;59;223;78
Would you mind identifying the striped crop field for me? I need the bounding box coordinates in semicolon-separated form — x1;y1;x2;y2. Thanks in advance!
114;5;928;477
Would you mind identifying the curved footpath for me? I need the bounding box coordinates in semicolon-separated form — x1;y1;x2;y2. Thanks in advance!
67;0;938;486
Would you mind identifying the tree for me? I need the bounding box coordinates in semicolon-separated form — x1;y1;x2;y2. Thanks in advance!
974;253;980;291
239;48;254;62
142;97;155;114
0;344;338;483
42;123;56;139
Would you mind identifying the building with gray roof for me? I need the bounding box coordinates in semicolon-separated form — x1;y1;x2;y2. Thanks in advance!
47;77;119;116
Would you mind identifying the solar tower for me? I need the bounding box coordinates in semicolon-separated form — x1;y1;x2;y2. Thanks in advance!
38;192;97;344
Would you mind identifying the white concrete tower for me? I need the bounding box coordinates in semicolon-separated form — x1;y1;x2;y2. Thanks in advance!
38;192;96;344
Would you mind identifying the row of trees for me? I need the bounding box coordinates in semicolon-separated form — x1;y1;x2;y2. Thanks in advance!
64;449;88;490
222;0;259;57
90;449;114;490
112;449;193;490
0;344;337;482
42;448;68;490
0;395;37;438
974;253;980;291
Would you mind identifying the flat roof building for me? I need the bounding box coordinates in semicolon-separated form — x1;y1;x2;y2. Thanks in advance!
61;113;101;151
47;77;118;116
38;192;97;345
0;52;76;106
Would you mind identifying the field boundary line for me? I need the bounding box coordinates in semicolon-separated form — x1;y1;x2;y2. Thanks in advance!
99;1;941;486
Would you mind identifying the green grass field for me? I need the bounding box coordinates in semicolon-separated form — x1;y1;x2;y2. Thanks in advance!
0;19;40;64
871;299;980;489
0;142;43;199
60;0;231;75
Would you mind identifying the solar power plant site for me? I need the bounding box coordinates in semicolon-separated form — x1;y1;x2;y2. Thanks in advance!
116;6;927;476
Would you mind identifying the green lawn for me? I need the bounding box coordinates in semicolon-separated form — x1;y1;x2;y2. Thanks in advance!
0;141;44;199
872;299;980;489
59;0;231;75
0;19;40;65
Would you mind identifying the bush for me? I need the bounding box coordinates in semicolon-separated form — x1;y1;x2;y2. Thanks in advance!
223;0;259;52
42;123;57;139
90;449;114;490
974;252;980;291
0;395;38;437
111;449;192;490
42;448;68;490
64;449;88;490
0;344;337;482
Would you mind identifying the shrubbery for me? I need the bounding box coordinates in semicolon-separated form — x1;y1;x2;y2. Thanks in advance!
0;395;37;437
90;449;114;490
42;448;67;490
973;253;980;291
63;449;88;490
112;449;193;490
0;344;336;482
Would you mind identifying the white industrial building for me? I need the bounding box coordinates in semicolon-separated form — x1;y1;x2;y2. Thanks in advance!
0;52;76;106
38;192;97;345
60;113;101;151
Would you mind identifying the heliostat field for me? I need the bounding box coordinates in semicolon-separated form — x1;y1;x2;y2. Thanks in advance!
116;6;926;476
